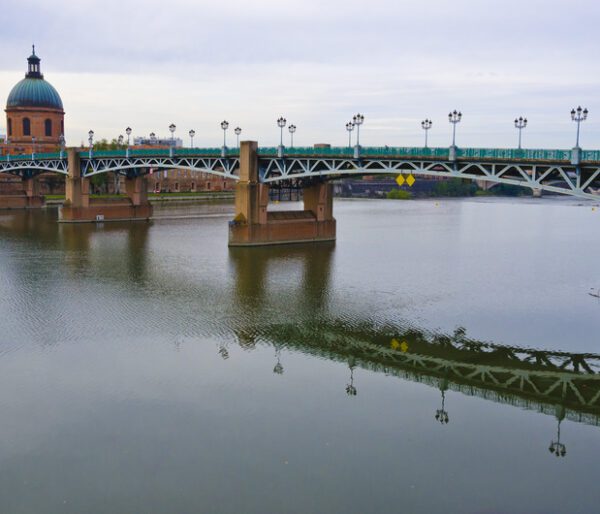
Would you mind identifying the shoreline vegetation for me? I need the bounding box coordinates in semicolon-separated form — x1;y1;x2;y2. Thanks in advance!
386;178;532;200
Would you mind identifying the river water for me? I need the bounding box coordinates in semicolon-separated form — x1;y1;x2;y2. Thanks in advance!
0;197;599;514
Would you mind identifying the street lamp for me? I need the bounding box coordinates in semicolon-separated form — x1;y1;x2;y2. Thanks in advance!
149;132;156;145
288;124;296;148
220;120;229;157
125;127;132;158
277;117;286;157
234;127;242;148
571;106;588;148
352;113;364;158
59;133;65;159
169;123;176;157
514;116;527;149
421;119;433;148
346;121;354;148
448;110;462;147
189;129;195;148
87;130;94;158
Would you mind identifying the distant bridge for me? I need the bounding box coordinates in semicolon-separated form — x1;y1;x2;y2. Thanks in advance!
2;145;600;199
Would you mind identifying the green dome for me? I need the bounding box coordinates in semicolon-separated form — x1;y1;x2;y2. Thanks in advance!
7;77;63;110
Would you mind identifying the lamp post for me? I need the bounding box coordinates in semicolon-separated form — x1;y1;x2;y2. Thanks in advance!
288;124;296;148
346;121;354;148
149;132;156;145
189;129;195;148
87;130;94;159
220;120;229;157
59;134;65;159
169;123;176;157
125;127;132;158
448;110;462;147
514;116;527;149
115;134;123;194
421;119;433;148
118;134;124;147
234;127;242;148
352;113;364;158
571;106;588;148
31;136;36;160
277;117;286;158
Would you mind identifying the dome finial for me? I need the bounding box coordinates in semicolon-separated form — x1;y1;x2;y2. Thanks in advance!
32;44;35;56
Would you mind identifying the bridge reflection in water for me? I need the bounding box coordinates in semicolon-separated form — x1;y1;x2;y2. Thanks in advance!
0;211;596;459
229;244;600;458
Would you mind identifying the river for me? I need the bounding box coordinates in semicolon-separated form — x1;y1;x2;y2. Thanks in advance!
0;197;598;513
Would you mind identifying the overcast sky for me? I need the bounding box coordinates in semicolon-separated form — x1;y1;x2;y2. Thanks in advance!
1;0;599;148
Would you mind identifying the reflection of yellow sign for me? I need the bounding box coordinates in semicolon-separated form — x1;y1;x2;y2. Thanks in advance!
391;339;409;352
395;175;405;186
406;174;416;187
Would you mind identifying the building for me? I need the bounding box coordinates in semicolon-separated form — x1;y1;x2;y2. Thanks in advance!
4;46;64;154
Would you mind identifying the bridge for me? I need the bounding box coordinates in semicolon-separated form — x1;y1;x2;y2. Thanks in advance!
1;142;599;245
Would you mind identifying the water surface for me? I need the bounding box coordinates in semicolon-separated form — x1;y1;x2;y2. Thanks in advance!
0;197;599;514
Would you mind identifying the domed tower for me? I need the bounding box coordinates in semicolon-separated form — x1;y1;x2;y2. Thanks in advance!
5;47;64;151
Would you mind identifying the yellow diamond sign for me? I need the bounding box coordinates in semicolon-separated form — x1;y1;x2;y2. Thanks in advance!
390;338;400;349
406;174;416;187
400;341;409;352
395;175;405;186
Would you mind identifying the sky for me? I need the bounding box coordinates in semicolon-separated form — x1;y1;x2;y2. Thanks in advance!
1;0;599;149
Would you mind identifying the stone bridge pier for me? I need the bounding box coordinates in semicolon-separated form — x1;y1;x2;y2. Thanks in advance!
59;148;152;222
228;141;336;246
0;175;45;209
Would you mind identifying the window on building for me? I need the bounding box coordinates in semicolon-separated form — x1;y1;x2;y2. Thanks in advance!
45;119;52;137
7;118;12;136
207;182;211;190
175;182;179;192
191;182;196;191
23;118;31;136
61;120;64;134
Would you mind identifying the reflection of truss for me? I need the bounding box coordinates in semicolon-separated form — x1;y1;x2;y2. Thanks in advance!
265;325;600;426
260;158;600;199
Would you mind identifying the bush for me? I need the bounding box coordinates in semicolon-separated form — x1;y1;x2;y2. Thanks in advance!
433;178;478;197
386;189;412;200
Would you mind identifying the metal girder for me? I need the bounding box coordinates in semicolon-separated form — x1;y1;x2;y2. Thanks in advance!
80;156;240;179
259;157;600;199
0;158;68;177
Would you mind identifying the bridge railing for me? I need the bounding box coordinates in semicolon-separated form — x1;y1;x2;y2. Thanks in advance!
4;146;600;164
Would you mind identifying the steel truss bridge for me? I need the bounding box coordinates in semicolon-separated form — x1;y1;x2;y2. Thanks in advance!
2;146;600;199
263;322;600;427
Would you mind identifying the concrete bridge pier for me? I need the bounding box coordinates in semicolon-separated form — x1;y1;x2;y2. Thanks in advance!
228;141;336;246
60;148;152;222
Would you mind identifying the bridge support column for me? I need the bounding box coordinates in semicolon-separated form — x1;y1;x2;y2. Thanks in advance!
0;175;45;210
228;141;336;246
60;148;152;223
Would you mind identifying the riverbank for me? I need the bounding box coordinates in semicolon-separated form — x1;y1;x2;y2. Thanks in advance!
44;191;234;206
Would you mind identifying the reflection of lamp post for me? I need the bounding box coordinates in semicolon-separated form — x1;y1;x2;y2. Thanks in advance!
169;123;176;157
218;343;229;360
346;358;357;396
346;121;354;148
514;116;527;149
421;119;433;148
87;130;94;159
189;129;195;148
549;406;567;457
273;347;284;375
59;134;65;159
234;127;242;148
435;379;449;424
